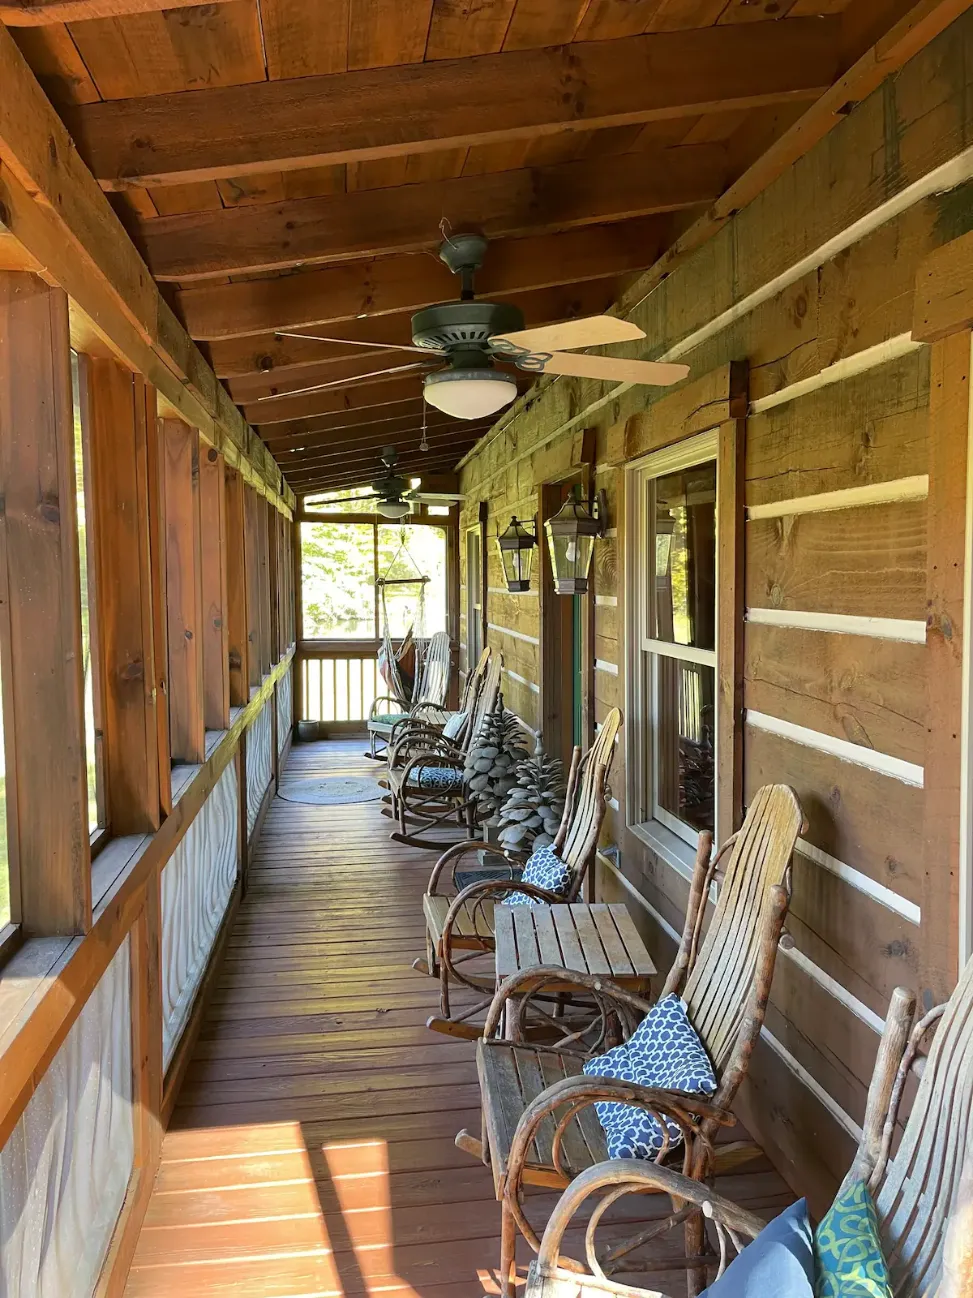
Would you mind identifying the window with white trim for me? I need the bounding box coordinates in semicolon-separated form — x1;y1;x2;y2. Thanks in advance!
628;430;718;848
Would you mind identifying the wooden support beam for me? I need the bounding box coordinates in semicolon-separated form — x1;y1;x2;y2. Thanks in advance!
63;21;840;191
178;218;671;342
206;278;623;380
85;355;162;834
260;400;467;445
921;329;969;1004
144;384;171;816
199;446;230;731
290;455;464;493
0;24;293;510
224;468;250;709
234;352;432;409
0;0;237;19
613;0;973;323
244;487;263;689
0;274;90;934
162;419;205;765
265;411;487;452
138;148;726;281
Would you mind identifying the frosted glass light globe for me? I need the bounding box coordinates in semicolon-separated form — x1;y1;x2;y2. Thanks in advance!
423;370;518;420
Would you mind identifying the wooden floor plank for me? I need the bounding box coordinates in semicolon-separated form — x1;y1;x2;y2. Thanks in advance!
124;739;793;1297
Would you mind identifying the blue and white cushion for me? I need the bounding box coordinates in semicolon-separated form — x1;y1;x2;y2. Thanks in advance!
502;844;572;907
407;764;465;792
371;711;408;727
442;710;468;741
583;993;716;1158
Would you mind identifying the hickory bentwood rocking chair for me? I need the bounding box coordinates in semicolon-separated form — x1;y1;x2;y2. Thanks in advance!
521;957;973;1298
365;628;453;759
380;644;491;765
467;783;806;1298
420;708;622;1038
382;649;503;850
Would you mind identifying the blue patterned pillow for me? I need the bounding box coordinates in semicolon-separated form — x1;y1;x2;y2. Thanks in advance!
583;993;717;1157
701;1200;814;1298
502;844;571;907
814;1180;891;1298
407;764;465;792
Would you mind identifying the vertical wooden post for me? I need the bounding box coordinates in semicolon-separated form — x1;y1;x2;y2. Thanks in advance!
446;517;460;708
85;357;162;834
245;487;262;689
0;273;90;934
257;495;271;673
922;330;969;1005
162;419;205;765
224;468;250;708
143;387;172;816
538;482;575;767
293;516;303;722
199;447;230;731
716;362;748;846
579;430;597;756
267;501;280;666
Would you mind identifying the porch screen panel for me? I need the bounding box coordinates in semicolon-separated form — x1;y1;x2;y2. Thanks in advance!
277;666;293;755
0;937;133;1298
161;761;239;1069
246;696;274;837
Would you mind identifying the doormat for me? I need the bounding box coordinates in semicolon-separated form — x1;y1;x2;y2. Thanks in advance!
278;777;384;805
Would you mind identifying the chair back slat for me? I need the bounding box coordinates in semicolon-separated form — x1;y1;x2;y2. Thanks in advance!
417;631;451;706
464;651;503;755
874;957;973;1298
560;709;622;876
682;784;803;1070
461;647;491;714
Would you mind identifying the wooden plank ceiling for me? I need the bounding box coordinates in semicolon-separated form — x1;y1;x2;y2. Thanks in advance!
3;0;915;500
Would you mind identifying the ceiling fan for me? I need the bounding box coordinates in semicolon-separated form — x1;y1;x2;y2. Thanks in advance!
310;446;465;518
261;233;689;422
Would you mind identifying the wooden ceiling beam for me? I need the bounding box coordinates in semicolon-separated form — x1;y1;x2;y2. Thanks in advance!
288;443;469;479
62;20;840;190
178;218;671;342
0;0;237;20
207;278;622;380
272;423;490;467
0;24;293;511
262;405;470;448
137;148;727;281
244;373;528;427
257;397;435;442
290;455;469;494
240;354;433;413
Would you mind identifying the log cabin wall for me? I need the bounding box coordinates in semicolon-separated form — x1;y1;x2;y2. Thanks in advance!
457;8;973;1213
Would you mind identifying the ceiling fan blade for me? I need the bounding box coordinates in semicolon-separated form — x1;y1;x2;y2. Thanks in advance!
308;494;378;505
275;330;440;356
412;491;466;502
492;315;645;354
538;352;689;386
257;361;431;401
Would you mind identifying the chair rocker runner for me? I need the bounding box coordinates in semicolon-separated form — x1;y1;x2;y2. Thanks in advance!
366;628;452;760
465;783;806;1298
384;650;504;850
420;709;622;1039
523;957;973;1298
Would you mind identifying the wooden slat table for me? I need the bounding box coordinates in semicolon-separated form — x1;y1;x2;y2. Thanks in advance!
494;902;656;994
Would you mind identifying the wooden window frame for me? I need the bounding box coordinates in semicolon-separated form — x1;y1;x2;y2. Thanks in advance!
624;416;744;864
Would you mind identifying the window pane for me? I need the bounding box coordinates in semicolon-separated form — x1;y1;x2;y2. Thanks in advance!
0;653;9;928
71;353;102;834
654;658;715;835
377;524;447;639
648;461;716;649
300;521;375;638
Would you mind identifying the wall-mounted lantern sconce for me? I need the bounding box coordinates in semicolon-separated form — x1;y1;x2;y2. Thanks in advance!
545;485;608;595
497;516;537;593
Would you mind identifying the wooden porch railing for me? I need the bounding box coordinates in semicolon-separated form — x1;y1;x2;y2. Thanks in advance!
298;641;381;726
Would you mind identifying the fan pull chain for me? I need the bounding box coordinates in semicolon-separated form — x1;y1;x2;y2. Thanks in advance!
420;394;429;453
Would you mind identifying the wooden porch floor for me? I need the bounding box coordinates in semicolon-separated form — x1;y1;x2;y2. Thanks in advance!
124;740;794;1298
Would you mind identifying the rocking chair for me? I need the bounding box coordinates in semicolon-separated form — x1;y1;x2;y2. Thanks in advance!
465;783;806;1298
420;708;622;1039
383;650;504;850
383;645;491;764
523;955;973;1298
366;629;452;759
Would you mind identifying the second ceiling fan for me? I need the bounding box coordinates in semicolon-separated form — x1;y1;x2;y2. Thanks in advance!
260;233;689;422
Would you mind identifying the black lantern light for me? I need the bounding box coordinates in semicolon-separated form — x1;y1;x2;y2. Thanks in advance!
545;486;607;595
497;516;537;593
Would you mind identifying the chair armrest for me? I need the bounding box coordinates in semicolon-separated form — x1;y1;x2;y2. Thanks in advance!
503;1073;736;1245
388;728;457;768
400;751;465;792
427;839;522;896
483;964;654;1042
369;695;403;721
533;1157;766;1279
